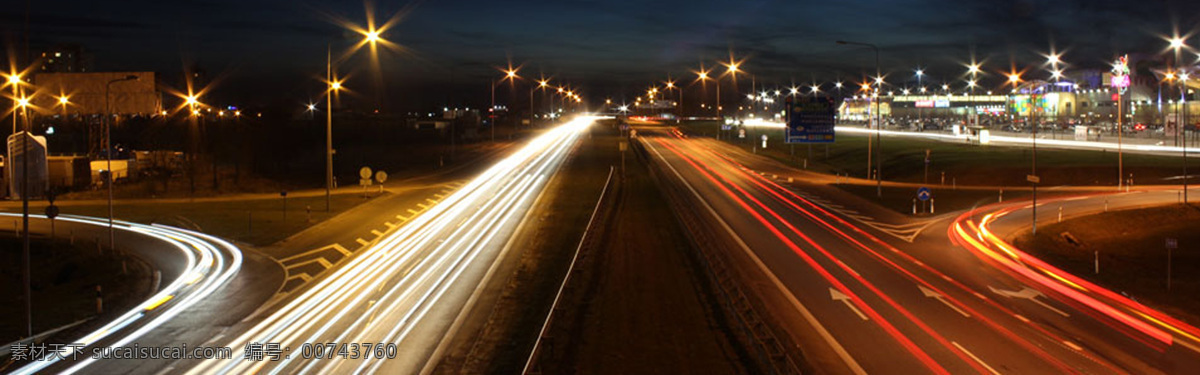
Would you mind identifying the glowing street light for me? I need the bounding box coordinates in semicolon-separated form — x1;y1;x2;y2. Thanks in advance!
1008;72;1022;85
967;63;981;75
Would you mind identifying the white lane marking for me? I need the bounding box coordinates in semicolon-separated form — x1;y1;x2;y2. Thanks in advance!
644;139;866;375
918;285;970;318
284;257;333;270
279;244;351;263
836;260;860;277
371;229;384;236
1062;340;1083;351
830;288;869;321
356;238;370;246
952;341;1001;375
285;274;313;282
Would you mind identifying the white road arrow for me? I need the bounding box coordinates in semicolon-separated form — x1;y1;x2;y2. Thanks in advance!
919;285;970;318
988;286;1070;317
830;288;868;321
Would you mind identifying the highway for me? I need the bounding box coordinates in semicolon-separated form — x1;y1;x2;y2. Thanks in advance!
639;125;1200;374
7;214;245;375
181;116;594;374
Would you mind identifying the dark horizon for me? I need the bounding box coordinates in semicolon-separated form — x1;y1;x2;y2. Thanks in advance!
4;0;1200;111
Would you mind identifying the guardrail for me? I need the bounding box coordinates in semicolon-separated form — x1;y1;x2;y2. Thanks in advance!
636;137;802;375
522;165;619;375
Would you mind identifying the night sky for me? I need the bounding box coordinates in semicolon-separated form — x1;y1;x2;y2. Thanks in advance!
3;0;1200;111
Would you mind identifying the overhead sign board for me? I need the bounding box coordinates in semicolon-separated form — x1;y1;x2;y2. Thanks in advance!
786;96;835;144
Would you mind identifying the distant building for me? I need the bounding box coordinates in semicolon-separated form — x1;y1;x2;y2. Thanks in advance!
39;44;93;73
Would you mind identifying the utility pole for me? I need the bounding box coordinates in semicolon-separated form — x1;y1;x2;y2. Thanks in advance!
837;40;883;197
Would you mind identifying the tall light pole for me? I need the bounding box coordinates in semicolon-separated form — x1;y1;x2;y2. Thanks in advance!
837;40;882;197
1170;36;1190;204
1110;54;1129;191
490;67;519;142
105;75;138;256
532;78;549;127
915;68;924;128
11;81;32;337
665;78;681;123
325;45;337;212
322;23;388;212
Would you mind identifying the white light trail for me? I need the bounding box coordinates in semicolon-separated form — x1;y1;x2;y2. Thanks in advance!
188;116;594;374
9;214;242;375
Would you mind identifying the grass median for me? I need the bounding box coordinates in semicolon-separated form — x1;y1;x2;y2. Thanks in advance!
680;120;1192;188
0;193;376;247
1012;204;1200;326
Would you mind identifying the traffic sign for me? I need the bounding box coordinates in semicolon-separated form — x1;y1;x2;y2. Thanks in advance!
1026;175;1041;184
44;205;59;219
375;170;388;184
917;187;932;201
359;167;373;180
1167;238;1178;249
786;96;836;144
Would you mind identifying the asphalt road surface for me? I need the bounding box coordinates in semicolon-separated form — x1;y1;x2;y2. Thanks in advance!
640;125;1200;374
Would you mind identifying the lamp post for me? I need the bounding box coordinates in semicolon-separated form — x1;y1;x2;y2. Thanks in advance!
1171;37;1190;204
665;79;681;123
12;85;31;337
322;26;387;212
837;40;882;197
105;75;139;257
533;79;549;127
490;67;519;142
916;68;924;128
1111;55;1129;191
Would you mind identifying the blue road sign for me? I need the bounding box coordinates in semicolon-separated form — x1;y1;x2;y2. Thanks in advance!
917;187;932;201
786;96;836;144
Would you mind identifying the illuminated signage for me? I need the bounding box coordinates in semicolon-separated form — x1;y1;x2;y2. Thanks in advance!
915;100;934;108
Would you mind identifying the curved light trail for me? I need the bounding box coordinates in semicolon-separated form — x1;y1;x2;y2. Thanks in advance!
9;213;243;375
950;197;1200;354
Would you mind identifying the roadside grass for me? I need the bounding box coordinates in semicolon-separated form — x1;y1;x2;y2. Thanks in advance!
833;184;1037;215
0;193;376;247
679;121;1192;188
1012;204;1200;326
0;236;150;344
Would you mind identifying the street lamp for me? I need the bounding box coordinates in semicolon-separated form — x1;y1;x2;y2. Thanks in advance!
1169;36;1190;204
105;75;139;258
533;78;549;125
320;19;392;212
837;40;883;197
490;66;520;142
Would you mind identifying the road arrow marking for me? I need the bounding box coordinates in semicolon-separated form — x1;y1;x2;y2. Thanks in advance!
989;286;1070;317
919;285;970;317
830;288;868;320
